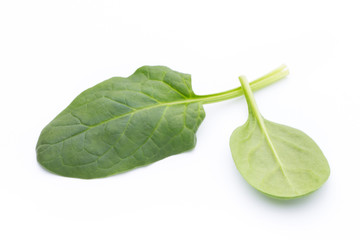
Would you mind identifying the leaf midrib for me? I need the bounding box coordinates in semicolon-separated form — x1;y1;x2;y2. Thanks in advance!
239;76;297;194
37;97;203;148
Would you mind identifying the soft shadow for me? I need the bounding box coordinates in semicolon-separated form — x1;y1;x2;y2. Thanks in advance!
250;184;327;207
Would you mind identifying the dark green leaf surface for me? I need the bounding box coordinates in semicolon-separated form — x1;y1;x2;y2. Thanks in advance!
36;66;205;178
230;76;330;199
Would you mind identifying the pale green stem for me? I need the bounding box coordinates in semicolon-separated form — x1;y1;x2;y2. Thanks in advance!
195;65;289;104
238;76;263;121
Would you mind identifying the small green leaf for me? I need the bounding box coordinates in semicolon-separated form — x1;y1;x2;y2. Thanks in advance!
230;76;330;199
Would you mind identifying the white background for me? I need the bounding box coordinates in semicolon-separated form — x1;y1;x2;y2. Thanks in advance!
1;0;359;239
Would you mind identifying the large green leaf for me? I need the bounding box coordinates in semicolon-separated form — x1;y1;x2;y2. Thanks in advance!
36;66;205;178
230;76;330;199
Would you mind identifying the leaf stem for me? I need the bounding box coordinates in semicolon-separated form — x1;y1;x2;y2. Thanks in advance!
196;65;289;104
238;76;262;120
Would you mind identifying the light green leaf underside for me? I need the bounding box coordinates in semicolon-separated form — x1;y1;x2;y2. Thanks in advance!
230;117;330;198
230;76;330;199
36;66;205;179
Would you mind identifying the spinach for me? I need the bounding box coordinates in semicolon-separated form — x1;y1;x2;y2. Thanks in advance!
230;76;330;199
36;65;288;179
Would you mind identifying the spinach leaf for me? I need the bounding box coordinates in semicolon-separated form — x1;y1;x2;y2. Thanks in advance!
36;65;288;179
230;76;330;199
